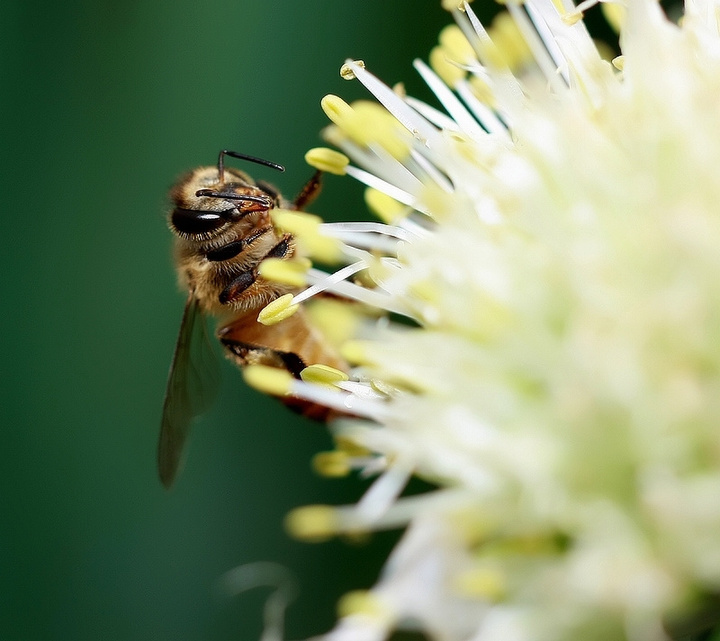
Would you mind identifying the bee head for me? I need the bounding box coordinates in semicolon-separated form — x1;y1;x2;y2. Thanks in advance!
168;151;284;239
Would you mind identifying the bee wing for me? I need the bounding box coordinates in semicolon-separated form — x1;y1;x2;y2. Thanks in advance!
158;294;220;488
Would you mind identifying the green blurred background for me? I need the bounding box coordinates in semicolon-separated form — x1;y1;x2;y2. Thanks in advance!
1;1;478;639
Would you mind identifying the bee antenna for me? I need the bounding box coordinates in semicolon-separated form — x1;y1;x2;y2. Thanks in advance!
218;150;285;183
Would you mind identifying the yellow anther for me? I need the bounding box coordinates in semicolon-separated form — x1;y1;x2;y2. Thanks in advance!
561;10;583;26
242;365;294;396
340;59;365;80
285;504;339;542
350;101;411;159
333;435;370;457
321;94;356;127
312;451;351;477
438;24;476;66
300;363;349;386
612;55;625;71
484;12;531;72
322;125;349;150
364;188;406;224
370;378;396;397
258;258;309;287
430;46;466;87
271;209;343;263
306;298;360;348
455;567;507;601
409;279;440;304
337;590;394;624
272;209;323;234
601;3;625;33
301;234;344;264
321;96;410;160
441;0;473;10
340;340;372;365
305;147;350;175
468;75;495;107
257;293;299;325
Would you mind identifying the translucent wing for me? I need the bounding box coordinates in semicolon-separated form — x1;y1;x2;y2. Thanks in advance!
158;294;220;488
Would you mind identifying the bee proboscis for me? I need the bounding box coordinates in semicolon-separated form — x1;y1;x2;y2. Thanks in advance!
159;150;345;488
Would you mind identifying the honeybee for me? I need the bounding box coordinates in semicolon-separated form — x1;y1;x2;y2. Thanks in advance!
159;150;345;488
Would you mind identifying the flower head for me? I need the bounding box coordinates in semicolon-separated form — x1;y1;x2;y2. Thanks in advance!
254;2;720;640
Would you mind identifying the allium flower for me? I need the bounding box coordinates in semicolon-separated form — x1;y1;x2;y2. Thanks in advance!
249;1;720;640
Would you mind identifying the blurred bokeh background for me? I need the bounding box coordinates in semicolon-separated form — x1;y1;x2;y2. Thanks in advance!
1;1;483;640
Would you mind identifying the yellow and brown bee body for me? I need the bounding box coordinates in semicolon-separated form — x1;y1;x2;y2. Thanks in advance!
170;165;296;315
159;151;341;487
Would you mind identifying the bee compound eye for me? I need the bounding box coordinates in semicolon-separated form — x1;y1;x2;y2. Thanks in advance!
171;207;233;235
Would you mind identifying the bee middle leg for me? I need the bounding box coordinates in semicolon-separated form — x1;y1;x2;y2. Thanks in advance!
218;234;293;305
293;170;322;211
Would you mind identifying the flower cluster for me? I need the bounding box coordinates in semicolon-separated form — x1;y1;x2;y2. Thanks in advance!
249;2;720;640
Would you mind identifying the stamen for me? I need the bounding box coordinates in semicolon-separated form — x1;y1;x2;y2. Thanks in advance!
409;148;455;193
429;46;467;87
337;590;395;625
272;209;344;263
292;262;368;305
258;258;309;287
505;4;569;89
344;60;440;146
287;489;471;541
353;456;414;523
455;81;510;137
438;24;478;66
312;448;383;479
601;3;625;32
322;221;414;242
284;504;339;542
405;95;464;132
312;451;352;477
257;294;299;325
302;268;415;318
340;59;365;80
344;165;419;209
455;567;508;601
295;377;388;420
413;59;488;141
364;188;409;224
341;340;371;366
305;147;350;175
305;297;361;348
300;364;349;387
243;365;295;396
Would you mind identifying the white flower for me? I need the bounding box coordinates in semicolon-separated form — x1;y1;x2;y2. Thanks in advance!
253;2;720;640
